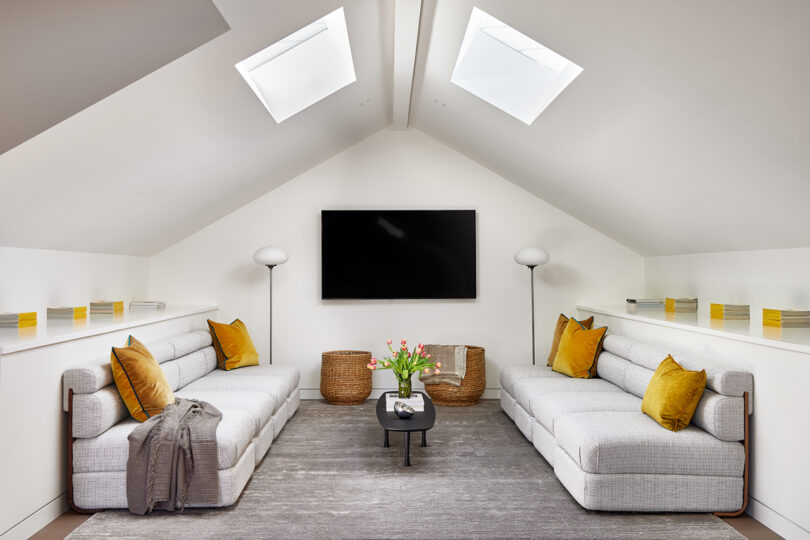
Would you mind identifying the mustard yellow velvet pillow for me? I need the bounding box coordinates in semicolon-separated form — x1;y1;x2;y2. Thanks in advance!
111;336;174;422
642;355;707;432
547;314;594;366
552;318;607;378
208;319;259;370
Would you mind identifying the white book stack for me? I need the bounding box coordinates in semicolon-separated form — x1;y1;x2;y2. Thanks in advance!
385;392;424;412
129;301;167;309
626;298;664;308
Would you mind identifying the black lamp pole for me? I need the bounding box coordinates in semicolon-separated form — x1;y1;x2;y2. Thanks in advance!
528;264;537;365
515;246;549;366
253;245;288;366
265;264;276;364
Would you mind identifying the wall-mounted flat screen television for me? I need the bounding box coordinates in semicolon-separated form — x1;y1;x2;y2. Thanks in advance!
321;210;476;299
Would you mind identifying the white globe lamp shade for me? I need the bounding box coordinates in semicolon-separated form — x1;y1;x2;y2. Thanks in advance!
514;247;549;267
253;245;288;267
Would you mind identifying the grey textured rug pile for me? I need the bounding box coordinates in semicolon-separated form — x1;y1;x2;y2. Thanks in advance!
68;400;743;539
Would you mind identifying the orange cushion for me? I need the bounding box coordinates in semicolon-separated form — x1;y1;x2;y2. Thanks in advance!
111;336;174;422
547;314;594;366
642;355;707;431
208;319;259;370
552;318;607;378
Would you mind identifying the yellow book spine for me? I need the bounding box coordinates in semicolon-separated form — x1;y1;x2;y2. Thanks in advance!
74;307;88;319
762;308;781;321
113;301;124;313
18;312;37;321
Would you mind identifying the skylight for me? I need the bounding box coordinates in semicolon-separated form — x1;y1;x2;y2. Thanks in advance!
450;7;583;125
235;7;356;123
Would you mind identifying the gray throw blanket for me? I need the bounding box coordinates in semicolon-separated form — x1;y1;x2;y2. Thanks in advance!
127;398;222;515
419;344;467;386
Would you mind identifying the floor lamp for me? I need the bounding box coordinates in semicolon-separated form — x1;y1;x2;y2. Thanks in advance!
514;247;550;365
253;245;288;364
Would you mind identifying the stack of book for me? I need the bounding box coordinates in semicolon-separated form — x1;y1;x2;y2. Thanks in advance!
47;306;88;320
665;297;698;313
626;298;664;308
710;304;750;320
0;312;37;327
763;308;810;328
90;301;124;315
129;301;166;309
385;392;424;412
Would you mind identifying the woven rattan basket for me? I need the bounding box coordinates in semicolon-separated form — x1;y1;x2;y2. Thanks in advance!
423;345;485;406
320;350;372;405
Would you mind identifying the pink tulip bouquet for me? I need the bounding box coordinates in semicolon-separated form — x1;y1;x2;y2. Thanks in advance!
367;338;442;398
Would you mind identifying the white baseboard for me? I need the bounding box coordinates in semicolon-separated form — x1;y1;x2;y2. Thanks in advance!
747;496;810;540
300;388;501;400
0;493;67;540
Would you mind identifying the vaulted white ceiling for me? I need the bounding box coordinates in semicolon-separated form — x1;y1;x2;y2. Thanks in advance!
0;0;393;256
1;0;809;257
411;0;810;255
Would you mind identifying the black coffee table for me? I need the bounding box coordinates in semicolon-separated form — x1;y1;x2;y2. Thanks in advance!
375;391;436;466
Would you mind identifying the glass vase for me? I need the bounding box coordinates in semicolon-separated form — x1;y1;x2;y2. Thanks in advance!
397;376;412;398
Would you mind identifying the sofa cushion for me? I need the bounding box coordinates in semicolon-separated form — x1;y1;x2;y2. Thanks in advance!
555;411;744;477
71;387;128;438
164;330;213;359
552;320;607;378
531;392;641;435
512;377;622;411
691;390;746;442
208;319;259;370
499;365;566;396
547;314;594;366
602;334;753;400
160;347;217;390
73;408;256;472
110;336;174;422
202;365;300;397
180;374;288;412
594;351;629;390
642;356;707;432
173;389;274;438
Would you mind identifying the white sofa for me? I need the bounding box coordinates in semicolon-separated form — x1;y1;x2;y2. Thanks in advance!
62;330;300;510
500;333;753;514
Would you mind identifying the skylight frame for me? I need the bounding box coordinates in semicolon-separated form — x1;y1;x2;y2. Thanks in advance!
450;7;583;125
235;7;356;123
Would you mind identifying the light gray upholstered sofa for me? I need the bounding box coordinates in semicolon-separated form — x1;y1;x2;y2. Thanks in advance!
62;330;300;510
500;333;752;514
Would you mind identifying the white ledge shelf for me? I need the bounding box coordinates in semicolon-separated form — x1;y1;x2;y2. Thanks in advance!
0;305;218;355
578;304;810;356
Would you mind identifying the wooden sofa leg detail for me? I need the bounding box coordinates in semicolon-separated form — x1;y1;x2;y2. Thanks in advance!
67;389;103;514
714;391;749;518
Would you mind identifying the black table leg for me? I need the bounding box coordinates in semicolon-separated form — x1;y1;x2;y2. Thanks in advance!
404;431;411;466
421;430;427;447
384;429;389;448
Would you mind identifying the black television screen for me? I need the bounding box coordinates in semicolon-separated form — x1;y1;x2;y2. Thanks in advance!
321;210;476;299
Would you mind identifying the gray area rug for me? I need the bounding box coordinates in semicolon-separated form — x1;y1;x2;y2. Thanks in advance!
68;400;744;539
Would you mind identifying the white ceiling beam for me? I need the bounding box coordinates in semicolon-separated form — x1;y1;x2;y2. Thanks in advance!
392;0;422;130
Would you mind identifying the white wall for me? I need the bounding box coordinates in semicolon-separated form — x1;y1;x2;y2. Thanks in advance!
645;248;810;539
646;247;810;324
150;129;643;396
0;246;150;316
